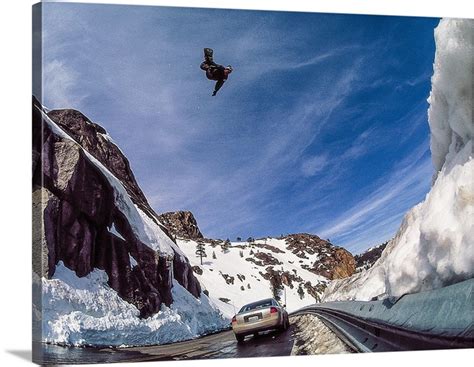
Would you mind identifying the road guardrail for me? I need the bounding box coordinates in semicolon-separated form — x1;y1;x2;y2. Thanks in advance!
290;278;474;352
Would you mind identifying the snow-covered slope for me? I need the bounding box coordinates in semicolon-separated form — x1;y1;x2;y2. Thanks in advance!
323;19;474;301
177;236;351;318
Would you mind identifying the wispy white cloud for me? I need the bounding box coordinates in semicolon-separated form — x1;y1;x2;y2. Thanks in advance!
395;71;432;91
43;60;87;109
301;154;329;177
273;44;367;71
315;141;432;252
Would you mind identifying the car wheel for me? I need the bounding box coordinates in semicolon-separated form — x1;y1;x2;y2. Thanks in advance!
236;334;245;343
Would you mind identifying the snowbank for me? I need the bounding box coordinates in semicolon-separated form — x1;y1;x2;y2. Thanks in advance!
323;19;473;301
42;262;228;347
428;19;473;174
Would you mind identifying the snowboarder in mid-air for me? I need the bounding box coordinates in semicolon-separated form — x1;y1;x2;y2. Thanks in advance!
200;48;233;96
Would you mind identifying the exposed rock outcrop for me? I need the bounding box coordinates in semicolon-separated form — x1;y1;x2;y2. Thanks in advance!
32;97;201;318
158;211;204;239
245;251;282;267
46;108;158;224
284;233;355;280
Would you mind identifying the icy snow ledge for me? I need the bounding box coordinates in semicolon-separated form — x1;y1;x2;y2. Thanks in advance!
428;19;473;174
323;19;474;302
42;262;228;347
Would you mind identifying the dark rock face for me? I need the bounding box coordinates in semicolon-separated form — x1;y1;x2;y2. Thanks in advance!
192;265;203;275
158;211;204;240
219;272;235;285
354;242;388;272
253;242;285;254
33;99;201;318
285;233;356;280
245;251;282;267
46;108;168;232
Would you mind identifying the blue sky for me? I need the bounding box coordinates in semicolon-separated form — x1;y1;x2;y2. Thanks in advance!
40;3;439;254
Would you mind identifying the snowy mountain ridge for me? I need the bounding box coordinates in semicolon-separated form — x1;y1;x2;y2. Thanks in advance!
173;233;355;318
323;19;474;302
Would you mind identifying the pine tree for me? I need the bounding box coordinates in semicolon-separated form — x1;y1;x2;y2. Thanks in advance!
195;242;207;265
212;251;217;259
239;250;244;258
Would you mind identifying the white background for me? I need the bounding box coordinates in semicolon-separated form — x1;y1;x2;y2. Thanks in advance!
0;1;472;366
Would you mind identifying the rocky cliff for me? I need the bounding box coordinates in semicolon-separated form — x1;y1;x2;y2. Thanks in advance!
32;97;201;318
284;233;356;280
158;211;204;240
45;108;167;233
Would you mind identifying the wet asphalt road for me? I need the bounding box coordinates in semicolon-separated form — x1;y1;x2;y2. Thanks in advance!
39;325;296;365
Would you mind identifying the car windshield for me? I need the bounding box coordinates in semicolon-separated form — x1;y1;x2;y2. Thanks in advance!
239;299;274;313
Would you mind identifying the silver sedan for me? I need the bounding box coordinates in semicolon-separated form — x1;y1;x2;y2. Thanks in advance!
231;298;290;343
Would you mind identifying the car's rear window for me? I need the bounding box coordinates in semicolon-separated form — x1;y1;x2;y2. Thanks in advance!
239;299;274;313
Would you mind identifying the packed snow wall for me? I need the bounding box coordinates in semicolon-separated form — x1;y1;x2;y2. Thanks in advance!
37;264;227;347
323;19;473;301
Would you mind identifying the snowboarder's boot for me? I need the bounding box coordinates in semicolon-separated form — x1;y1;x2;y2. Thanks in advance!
204;48;214;63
